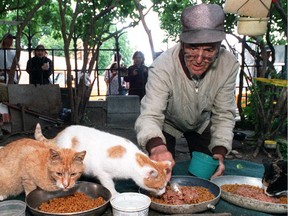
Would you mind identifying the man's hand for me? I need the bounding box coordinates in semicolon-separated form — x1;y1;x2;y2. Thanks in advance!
132;69;138;76
41;63;49;70
211;154;225;179
150;145;175;181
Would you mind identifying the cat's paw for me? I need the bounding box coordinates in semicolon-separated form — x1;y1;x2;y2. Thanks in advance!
153;187;166;196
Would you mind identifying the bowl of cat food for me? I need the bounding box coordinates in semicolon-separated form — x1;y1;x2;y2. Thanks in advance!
25;181;112;216
211;175;288;214
139;176;221;214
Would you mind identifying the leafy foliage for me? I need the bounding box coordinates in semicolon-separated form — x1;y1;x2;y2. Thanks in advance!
98;31;134;75
151;0;286;44
1;0;286;131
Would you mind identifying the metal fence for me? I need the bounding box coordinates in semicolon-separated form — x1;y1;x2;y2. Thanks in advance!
0;47;119;98
1;47;273;105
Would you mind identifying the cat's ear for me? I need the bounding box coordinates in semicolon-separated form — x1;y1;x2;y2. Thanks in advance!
146;168;159;178
49;149;61;161
147;161;171;177
159;160;172;174
73;151;86;162
162;160;172;167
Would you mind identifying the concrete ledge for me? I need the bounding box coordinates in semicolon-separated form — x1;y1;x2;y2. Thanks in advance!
85;100;107;126
106;95;140;128
107;95;140;113
107;113;140;128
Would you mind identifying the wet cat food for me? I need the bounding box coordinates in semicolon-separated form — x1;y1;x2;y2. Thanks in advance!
150;185;215;205
221;184;288;204
39;192;106;213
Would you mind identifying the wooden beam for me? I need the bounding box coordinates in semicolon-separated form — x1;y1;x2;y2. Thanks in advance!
0;20;23;25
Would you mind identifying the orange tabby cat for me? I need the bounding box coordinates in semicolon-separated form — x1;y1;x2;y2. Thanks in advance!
0;138;86;200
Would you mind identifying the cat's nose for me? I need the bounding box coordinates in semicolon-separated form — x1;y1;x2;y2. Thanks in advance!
63;180;69;188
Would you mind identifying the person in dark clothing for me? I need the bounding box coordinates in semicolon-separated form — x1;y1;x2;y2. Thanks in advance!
26;45;53;85
124;51;148;101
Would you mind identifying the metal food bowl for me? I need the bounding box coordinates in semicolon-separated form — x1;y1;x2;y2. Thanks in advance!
140;176;221;214
211;175;288;214
25;181;111;216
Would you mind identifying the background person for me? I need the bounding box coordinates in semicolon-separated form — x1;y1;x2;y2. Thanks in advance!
124;51;148;100
26;45;53;85
135;3;240;181
104;62;126;95
0;33;17;83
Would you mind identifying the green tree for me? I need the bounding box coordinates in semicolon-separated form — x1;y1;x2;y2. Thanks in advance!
56;0;142;123
0;0;143;123
98;31;133;74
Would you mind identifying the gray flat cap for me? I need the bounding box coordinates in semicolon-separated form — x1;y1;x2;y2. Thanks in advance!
180;3;226;44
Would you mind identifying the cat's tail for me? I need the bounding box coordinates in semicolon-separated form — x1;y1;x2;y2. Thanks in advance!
34;123;48;142
34;123;57;146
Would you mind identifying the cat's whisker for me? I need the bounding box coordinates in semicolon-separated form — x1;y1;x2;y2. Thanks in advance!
275;191;288;196
265;190;288;197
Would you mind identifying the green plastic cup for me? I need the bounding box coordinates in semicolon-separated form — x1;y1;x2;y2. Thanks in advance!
188;151;219;179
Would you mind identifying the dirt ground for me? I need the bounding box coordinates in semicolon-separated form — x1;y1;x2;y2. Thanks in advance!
0;123;275;165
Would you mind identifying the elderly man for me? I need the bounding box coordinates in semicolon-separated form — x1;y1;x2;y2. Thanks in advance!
135;3;240;180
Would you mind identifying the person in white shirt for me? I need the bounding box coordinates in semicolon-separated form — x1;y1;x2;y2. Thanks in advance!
104;62;126;95
0;33;17;83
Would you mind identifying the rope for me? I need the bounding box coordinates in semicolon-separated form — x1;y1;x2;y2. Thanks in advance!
237;0;270;14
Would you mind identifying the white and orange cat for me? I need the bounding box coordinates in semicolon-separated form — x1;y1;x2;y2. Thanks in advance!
35;124;171;196
0;138;86;200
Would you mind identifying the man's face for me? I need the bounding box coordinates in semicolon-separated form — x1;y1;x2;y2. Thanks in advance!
182;43;220;76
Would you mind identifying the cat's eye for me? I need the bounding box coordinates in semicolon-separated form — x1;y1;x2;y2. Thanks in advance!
70;173;77;177
56;172;63;176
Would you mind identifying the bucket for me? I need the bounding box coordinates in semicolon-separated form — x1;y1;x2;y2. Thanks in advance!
110;192;151;216
264;140;277;149
237;17;269;36
188;151;219;180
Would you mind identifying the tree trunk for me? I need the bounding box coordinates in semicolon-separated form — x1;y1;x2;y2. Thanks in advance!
134;0;156;60
253;136;264;157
